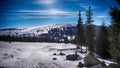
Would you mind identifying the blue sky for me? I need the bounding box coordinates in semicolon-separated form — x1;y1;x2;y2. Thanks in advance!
0;0;119;28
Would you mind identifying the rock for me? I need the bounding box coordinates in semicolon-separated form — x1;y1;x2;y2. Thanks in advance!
101;61;106;67
83;51;101;67
3;53;8;56
77;62;83;68
11;54;14;58
58;52;66;56
52;58;57;60
9;41;12;43
0;67;5;68
53;53;57;55
66;54;79;61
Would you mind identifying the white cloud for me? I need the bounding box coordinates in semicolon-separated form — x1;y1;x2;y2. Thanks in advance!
99;9;109;15
79;4;89;9
97;15;107;18
79;4;96;9
96;10;109;18
18;9;76;15
21;16;53;19
35;0;56;5
18;9;85;15
16;9;85;19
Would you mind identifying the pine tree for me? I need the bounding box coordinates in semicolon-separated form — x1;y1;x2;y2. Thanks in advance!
96;23;111;59
84;6;95;52
109;5;120;65
76;10;85;52
116;0;120;4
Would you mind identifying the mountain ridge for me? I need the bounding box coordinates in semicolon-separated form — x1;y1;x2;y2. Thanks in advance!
0;24;100;42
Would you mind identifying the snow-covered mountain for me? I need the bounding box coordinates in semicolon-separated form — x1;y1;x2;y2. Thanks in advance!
0;24;76;37
0;24;100;42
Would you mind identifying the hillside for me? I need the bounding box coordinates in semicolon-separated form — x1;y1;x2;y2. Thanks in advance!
0;24;100;42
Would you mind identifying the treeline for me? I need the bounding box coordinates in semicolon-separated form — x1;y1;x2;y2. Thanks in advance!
0;35;76;43
76;0;120;66
0;35;51;42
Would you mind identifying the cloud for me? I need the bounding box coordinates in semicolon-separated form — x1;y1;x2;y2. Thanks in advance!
79;4;89;9
79;4;96;9
99;9;109;15
18;9;85;15
20;16;53;19
20;15;76;20
35;0;56;5
96;15;107;18
12;9;86;19
15;9;86;19
18;9;74;14
96;10;109;18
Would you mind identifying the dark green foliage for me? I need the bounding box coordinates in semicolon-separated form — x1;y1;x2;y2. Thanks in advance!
109;3;120;65
84;6;95;52
76;10;85;51
96;23;111;59
116;0;120;4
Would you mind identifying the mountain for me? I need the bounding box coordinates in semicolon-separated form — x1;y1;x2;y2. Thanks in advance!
0;24;100;42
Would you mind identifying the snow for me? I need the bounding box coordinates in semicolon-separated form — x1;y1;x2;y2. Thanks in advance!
0;41;113;68
0;41;78;68
0;24;76;37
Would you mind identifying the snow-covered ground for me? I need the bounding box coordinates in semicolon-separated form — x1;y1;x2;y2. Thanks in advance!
0;41;113;68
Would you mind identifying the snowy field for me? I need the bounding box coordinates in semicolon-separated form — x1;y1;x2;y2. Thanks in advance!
0;41;113;68
0;41;80;68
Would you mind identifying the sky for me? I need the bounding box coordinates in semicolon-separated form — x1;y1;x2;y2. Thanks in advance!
0;0;119;28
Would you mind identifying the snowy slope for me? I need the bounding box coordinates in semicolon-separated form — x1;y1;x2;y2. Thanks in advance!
0;24;99;38
0;41;113;68
0;24;76;37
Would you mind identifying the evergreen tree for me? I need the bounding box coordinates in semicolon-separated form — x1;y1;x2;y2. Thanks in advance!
76;10;85;52
84;6;95;52
116;0;120;4
109;4;120;65
96;23;111;59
